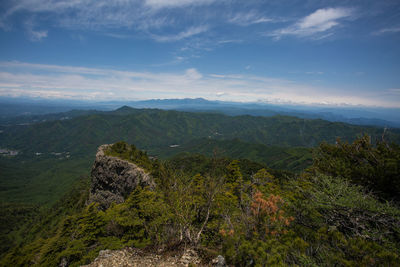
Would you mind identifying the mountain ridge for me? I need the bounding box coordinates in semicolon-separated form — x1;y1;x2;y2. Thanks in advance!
2;108;398;158
2;97;399;128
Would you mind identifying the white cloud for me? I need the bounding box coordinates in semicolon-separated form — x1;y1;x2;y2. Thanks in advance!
24;19;48;41
372;27;400;35
217;39;242;44
151;26;208;42
0;61;397;107
1;0;173;33
0;0;216;43
228;12;273;26
269;7;354;40
0;19;7;30
185;68;202;80
1;0;213;30
103;33;132;39
144;0;215;9
305;71;324;75
28;29;48;41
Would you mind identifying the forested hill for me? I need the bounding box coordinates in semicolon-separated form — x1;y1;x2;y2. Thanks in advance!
1;106;400;266
2;139;399;266
1;106;399;157
153;138;313;172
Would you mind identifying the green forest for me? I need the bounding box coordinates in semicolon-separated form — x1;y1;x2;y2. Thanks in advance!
2;135;400;266
1;108;400;266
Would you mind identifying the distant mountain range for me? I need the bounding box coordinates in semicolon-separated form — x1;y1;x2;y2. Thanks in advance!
127;98;400;128
1;97;399;128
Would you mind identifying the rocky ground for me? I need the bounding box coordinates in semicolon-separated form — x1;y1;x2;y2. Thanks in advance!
81;247;227;267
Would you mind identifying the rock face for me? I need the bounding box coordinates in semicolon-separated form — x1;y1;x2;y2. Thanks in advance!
88;144;155;210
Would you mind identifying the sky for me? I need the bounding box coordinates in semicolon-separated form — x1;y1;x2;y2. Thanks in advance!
0;0;400;107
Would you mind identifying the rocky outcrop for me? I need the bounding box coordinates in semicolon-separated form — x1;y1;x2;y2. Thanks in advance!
80;248;226;267
88;144;155;210
84;145;228;267
80;248;190;267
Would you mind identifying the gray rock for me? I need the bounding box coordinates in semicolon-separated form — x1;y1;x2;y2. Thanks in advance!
59;257;68;267
88;144;155;210
179;249;200;266
98;250;113;258
211;255;227;267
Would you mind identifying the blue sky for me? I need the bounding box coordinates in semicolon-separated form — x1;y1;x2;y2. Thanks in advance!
0;0;399;107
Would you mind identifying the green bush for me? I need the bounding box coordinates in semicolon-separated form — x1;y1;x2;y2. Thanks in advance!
312;135;400;200
2;138;400;266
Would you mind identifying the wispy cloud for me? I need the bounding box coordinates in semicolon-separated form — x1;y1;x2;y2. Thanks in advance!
151;25;209;42
144;0;215;9
372;26;400;35
0;18;8;30
103;33;132;39
217;39;242;44
228;12;273;26
306;71;324;75
28;29;47;41
24;19;47;41
0;61;397;107
0;0;216;43
269;7;354;40
1;0;171;33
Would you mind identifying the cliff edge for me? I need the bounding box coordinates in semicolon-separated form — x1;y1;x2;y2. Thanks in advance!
88;144;155;210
